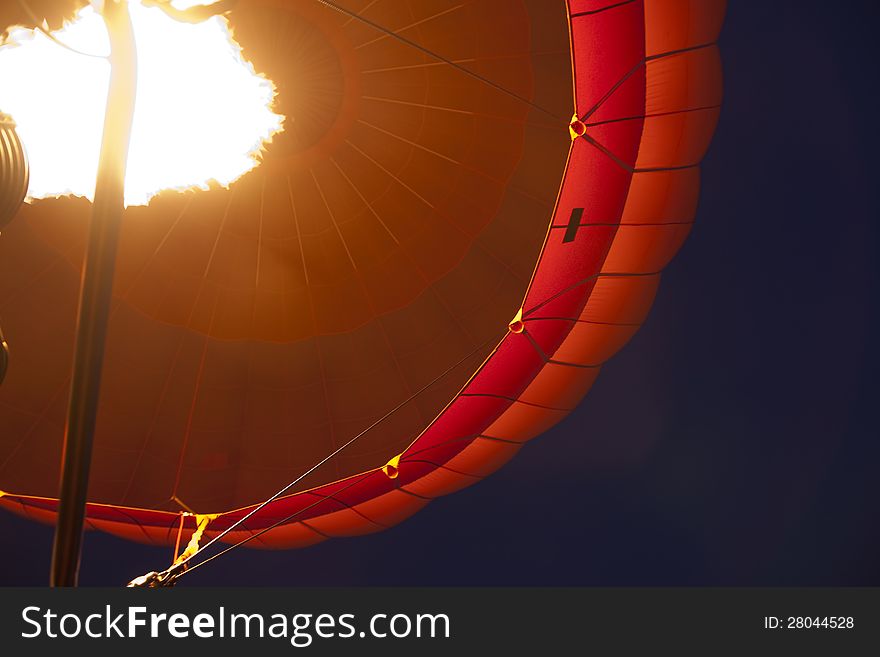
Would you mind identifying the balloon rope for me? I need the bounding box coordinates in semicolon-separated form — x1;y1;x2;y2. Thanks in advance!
180;472;367;577
311;0;566;122
174;334;499;576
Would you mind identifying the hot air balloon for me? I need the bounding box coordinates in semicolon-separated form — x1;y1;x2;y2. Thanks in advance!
0;0;725;582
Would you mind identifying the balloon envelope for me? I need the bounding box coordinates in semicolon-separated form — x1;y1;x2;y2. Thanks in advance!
0;0;725;550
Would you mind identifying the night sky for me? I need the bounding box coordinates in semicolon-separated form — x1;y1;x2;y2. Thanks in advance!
2;0;878;586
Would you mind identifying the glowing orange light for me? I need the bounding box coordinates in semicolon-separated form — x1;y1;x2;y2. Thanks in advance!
0;0;283;207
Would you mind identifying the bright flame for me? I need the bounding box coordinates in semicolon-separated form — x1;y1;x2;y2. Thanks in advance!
0;1;283;206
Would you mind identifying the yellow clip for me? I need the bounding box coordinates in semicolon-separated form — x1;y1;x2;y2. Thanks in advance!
382;454;402;479
569;114;587;141
508;308;524;334
172;513;216;567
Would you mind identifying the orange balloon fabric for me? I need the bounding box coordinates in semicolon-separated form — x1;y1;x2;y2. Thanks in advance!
0;0;725;550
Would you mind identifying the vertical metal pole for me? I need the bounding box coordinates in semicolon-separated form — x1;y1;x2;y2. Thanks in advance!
50;0;137;587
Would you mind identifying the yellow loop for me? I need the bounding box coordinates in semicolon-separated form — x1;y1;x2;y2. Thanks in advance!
508;308;525;334
569;114;587;140
172;513;217;567
382;454;402;479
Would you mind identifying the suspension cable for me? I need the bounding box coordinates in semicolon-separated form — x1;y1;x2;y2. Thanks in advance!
132;0;560;584
162;0;559;579
311;0;566;122
180;470;368;578
173;334;499;575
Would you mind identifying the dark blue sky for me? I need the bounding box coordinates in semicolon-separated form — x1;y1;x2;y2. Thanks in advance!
2;0;878;586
